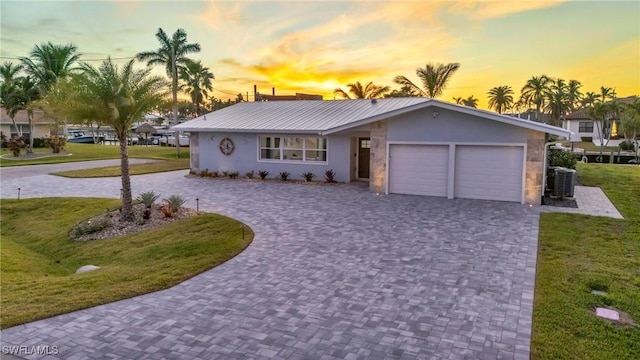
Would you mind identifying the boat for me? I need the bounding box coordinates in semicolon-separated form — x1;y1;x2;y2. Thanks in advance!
67;130;104;144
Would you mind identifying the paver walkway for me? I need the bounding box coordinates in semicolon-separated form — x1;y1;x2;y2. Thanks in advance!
1;171;542;359
539;185;624;219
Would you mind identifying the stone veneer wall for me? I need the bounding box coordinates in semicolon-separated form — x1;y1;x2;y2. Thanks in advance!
525;129;545;204
190;133;200;173
369;120;388;193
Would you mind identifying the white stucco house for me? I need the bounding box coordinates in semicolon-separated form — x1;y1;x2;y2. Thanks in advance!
562;108;601;141
1;108;54;140
173;98;572;205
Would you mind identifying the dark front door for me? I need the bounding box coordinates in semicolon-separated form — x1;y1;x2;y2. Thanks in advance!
358;138;371;179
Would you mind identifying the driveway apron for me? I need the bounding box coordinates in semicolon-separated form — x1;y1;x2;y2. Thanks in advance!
1;171;540;359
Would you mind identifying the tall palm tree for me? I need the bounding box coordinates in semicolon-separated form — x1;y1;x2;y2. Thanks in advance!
566;79;583;111
453;95;478;108
137;28;200;157
520;75;551;121
487;85;514;114
587;102;612;161
334;81;390;99
385;85;419;98
20;42;81;92
0;62;23;85
66;59;167;220
599;86;614;102
4;76;41;151
394;62;460;98
581;92;598;107
0;62;25;135
179;60;214;116
544;78;571;127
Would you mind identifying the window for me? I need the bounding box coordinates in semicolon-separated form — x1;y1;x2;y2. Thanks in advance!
259;136;327;162
578;121;594;133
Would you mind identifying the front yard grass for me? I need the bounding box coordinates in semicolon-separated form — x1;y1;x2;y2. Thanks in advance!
0;198;253;329
52;158;190;177
532;163;640;359
0;143;188;167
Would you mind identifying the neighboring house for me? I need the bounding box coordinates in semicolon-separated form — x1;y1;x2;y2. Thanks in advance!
174;98;571;205
563;108;601;141
257;92;323;101
0;108;54;140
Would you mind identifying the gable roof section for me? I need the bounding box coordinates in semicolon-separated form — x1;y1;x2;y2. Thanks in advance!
1;108;55;125
173;98;571;138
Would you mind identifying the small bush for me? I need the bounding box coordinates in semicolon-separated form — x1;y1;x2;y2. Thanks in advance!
164;194;186;215
547;149;577;170
137;191;160;208
189;169;196;175
258;170;269;180
229;172;239;179
8;136;25;157
301;172;315;182
324;169;337;183
619;140;635;151
43;136;65;153
222;171;228;177
245;171;254;179
279;171;291;181
70;218;111;238
200;169;209;177
210;171;219;178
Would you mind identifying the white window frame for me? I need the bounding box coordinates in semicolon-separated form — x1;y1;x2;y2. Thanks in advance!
578;121;594;133
257;135;328;164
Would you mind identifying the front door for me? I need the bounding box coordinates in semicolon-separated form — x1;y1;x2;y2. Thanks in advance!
358;138;370;179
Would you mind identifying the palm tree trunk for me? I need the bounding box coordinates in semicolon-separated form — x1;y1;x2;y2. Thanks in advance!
27;110;34;154
172;53;180;158
118;134;134;221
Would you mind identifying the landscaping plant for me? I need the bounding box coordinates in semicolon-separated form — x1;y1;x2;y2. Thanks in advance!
245;171;254;179
324;169;337;183
301;172;315;182
258;170;269;180
279;171;291;181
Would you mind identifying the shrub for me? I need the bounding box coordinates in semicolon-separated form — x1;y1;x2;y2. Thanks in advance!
229;171;239;179
165;194;186;214
222;170;228;177
279;171;291;181
548;148;577;169
137;191;160;208
8;136;25;157
619;140;635;151
200;169;209;177
70;218;111;238
581;136;593;142
210;171;219;178
301;172;315;182
258;170;269;180
324;169;337;183
245;171;254;179
0;132;6;148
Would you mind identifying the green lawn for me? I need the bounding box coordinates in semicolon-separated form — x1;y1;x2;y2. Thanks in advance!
0;143;189;167
52;158;190;177
0;198;253;329
532;163;640;359
560;141;620;152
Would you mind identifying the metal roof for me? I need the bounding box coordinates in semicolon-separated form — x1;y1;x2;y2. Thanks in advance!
173;98;572;138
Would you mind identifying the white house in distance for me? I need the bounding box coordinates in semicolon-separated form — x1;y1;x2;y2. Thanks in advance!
562;108;601;141
174;98;572;205
1;108;54;140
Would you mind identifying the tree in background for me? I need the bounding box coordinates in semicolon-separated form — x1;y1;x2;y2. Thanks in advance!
334;81;390;99
487;85;514;114
0;62;25;137
137;28;200;156
620;98;640;161
394;62;460;98
566;79;583;111
543;79;571;127
453;95;478;108
385;85;419;98
64;59;167;220
20;42;81;93
520;75;551;121
581;92;598;107
587;101;613;162
179;60;214;116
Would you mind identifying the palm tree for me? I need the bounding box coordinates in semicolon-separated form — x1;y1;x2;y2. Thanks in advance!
137;28;200;126
581;92;598;107
566;79;583;111
66;59;167;220
599;86;615;102
334;81;390;99
487;85;514;114
394;62;460;98
0;62;23;85
520;75;551;121
0;62;25;135
544;79;571;127
587;102;611;161
179;60;214;116
385;85;419;98
20;42;81;92
3;76;41;151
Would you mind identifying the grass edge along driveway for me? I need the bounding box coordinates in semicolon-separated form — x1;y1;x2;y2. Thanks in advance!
0;197;253;329
531;163;640;359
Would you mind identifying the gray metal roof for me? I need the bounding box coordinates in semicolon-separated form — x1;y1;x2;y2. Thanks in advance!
173;98;572;138
173;98;428;133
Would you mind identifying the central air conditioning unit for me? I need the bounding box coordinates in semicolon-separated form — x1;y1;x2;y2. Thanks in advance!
553;168;577;198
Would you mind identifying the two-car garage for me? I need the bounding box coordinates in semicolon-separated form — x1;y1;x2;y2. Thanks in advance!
388;144;525;203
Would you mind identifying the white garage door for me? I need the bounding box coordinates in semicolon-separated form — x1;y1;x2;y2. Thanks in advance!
389;145;449;197
454;145;524;202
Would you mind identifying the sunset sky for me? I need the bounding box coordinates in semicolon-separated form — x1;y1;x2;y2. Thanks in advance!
1;0;639;109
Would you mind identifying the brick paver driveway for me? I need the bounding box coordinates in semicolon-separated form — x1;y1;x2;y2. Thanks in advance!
1;170;540;359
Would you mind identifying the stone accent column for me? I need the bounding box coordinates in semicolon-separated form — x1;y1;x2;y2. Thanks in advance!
525;130;545;204
190;133;200;173
369;120;388;193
